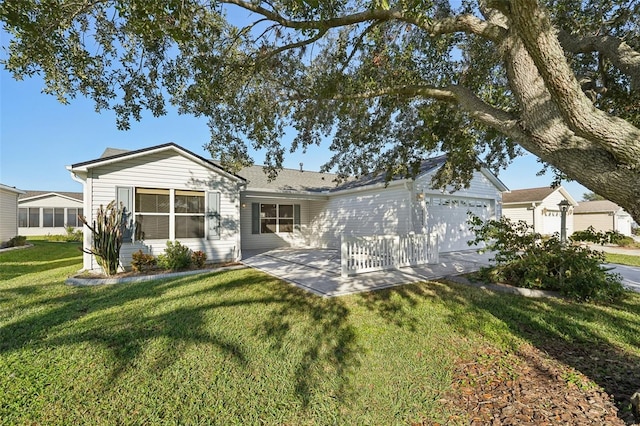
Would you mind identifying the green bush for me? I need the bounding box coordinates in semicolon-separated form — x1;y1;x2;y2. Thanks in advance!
2;235;27;248
468;216;625;302
191;250;207;268
157;241;192;271
131;250;157;273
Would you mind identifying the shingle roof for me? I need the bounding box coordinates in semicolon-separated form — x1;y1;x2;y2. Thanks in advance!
234;165;342;192
19;191;83;201
574;200;623;214
330;155;448;192
502;186;558;204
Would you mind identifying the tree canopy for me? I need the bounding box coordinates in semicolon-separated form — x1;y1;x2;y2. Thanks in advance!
2;0;639;221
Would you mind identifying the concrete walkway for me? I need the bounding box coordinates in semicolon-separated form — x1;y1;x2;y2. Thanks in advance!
242;248;493;297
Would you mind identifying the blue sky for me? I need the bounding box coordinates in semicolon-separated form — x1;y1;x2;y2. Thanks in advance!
0;66;589;200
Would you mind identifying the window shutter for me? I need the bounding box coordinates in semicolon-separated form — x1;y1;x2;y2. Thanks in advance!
207;192;221;239
116;187;133;242
294;204;301;231
252;203;260;234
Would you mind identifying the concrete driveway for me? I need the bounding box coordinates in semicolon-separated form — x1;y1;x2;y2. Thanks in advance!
242;248;493;297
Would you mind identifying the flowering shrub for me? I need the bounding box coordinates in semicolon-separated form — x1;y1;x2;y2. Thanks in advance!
191;250;207;268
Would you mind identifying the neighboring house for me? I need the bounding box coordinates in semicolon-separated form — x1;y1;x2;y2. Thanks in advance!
68;143;508;272
0;184;25;245
18;191;84;236
574;200;633;236
502;186;577;235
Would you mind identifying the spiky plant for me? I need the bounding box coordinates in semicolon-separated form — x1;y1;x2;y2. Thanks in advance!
79;200;126;276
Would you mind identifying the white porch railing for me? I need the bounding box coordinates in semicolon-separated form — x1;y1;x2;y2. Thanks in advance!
340;233;439;277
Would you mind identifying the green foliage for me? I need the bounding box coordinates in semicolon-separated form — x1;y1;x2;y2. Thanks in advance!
130;250;157;273
191;250;207;269
571;227;637;247
2;235;27;248
79;201;125;276
581;191;605;201
468;215;625;302
157;241;192;271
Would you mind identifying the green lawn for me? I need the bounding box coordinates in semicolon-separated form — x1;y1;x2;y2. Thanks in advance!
1;241;639;424
606;252;640;267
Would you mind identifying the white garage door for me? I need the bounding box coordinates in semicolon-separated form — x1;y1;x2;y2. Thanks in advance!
426;197;494;252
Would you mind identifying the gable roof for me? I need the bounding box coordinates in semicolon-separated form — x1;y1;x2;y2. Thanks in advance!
19;191;83;202
574;200;627;214
502;186;577;206
69;143;246;183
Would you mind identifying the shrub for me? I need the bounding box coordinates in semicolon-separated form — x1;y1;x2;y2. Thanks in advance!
3;235;27;248
191;250;207;268
157;241;192;271
131;250;157;273
65;225;83;242
468;215;625;302
79;201;126;276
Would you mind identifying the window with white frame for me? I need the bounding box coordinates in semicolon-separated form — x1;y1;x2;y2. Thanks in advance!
122;187;215;241
253;203;299;234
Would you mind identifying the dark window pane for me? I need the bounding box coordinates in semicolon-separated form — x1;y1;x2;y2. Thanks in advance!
136;189;170;213
261;204;277;218
135;215;169;240
43;208;53;227
279;219;294;233
175;194;204;213
175;216;204;238
29;208;39;227
261;219;276;233
19;209;27;227
67;209;77;227
54;208;65;227
279;205;293;218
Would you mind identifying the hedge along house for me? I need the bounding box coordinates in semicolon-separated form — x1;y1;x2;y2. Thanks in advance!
235;155;508;254
67;144;246;272
69;143;508;273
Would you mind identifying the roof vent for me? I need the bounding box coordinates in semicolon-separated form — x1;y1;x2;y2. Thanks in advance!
299;162;303;172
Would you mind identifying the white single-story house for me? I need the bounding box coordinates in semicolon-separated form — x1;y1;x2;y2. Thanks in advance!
18;191;84;236
68;143;509;272
574;200;634;236
0;183;25;246
502;186;577;236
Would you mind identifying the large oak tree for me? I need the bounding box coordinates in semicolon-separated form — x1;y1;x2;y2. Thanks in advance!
2;0;639;221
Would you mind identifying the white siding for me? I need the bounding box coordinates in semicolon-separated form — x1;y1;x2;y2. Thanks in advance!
0;189;20;244
18;195;83;236
502;205;536;228
239;194;314;251
537;191;574;236
84;150;241;271
308;184;412;249
414;170;502;252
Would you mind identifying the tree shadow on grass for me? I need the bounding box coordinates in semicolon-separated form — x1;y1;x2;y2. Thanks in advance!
359;279;640;424
256;284;361;408
1;266;361;412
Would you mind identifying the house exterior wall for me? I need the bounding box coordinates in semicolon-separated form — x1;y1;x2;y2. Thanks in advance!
308;184;412;249
82;150;241;271
538;190;574;236
414;170;502;252
18;195;83;236
239;194;315;251
502;204;535;227
0;188;20;244
574;212;614;234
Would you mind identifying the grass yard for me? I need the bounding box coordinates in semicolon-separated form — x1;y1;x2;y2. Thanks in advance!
606;252;640;267
1;241;639;425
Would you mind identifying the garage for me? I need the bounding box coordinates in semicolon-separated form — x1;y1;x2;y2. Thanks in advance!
426;196;494;252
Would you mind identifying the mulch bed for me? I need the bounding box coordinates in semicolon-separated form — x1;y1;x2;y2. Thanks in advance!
434;343;639;425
